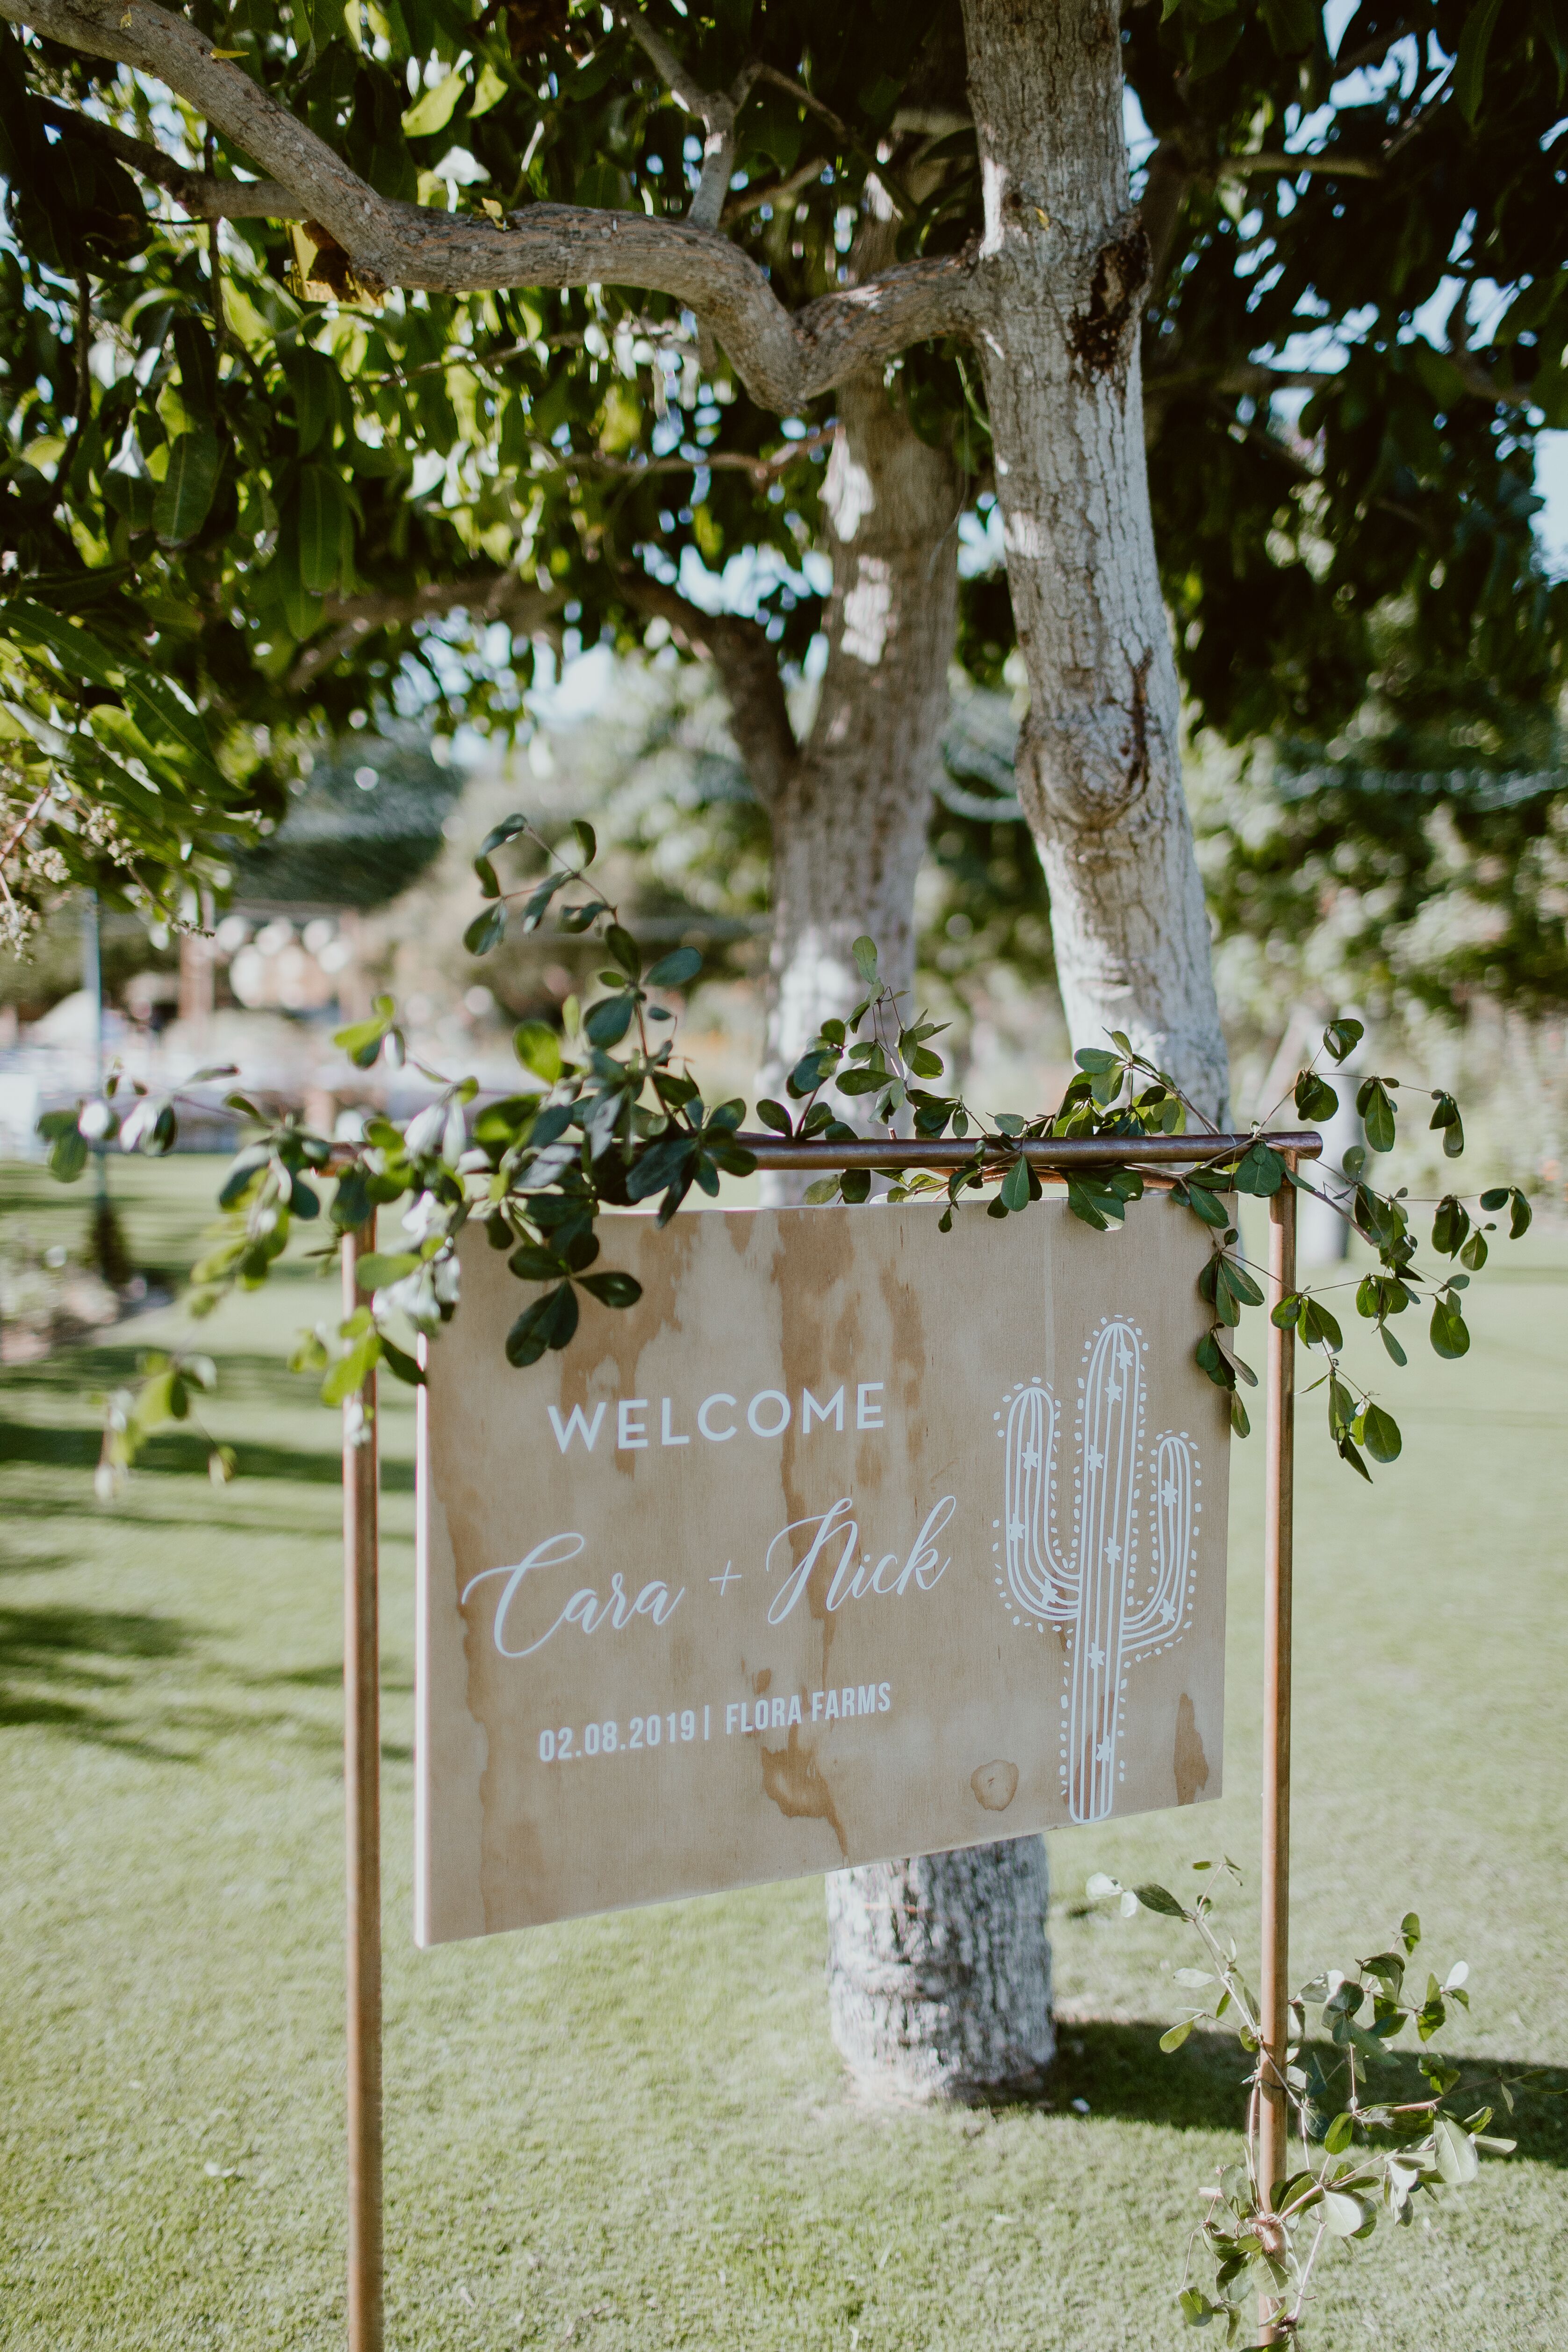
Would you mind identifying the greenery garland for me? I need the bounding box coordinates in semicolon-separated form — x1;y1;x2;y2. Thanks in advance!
39;815;1532;1486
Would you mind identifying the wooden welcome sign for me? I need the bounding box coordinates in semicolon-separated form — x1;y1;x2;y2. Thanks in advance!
414;1196;1230;1945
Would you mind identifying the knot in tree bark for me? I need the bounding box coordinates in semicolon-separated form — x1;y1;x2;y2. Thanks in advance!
1067;208;1152;382
1017;651;1161;838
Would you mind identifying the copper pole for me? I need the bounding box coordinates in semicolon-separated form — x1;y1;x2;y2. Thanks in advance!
1258;1166;1297;2344
729;1128;1325;1173
342;1218;384;2352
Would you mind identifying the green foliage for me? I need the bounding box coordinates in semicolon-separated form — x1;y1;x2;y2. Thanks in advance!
1086;1866;1511;2344
42;840;1531;1483
0;0;1563;971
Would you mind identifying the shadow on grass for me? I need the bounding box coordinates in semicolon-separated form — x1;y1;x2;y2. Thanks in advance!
0;1417;414;1491
1011;2021;1568;2170
0;1601;380;1763
0;1601;207;1759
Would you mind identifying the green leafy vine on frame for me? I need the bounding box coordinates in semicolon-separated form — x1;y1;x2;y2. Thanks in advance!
40;815;1531;1489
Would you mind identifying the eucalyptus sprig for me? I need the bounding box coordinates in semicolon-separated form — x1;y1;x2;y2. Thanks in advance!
39;829;1534;1483
1085;1868;1512;2347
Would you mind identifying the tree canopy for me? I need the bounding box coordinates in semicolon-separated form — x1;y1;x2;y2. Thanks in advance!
0;0;1564;955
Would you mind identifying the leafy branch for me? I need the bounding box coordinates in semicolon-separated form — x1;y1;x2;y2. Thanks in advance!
1086;1868;1512;2346
40;831;1532;1481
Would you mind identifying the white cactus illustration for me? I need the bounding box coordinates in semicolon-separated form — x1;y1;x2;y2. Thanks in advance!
992;1317;1202;1823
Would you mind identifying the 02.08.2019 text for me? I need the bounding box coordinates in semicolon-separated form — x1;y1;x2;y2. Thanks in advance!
539;1708;709;1762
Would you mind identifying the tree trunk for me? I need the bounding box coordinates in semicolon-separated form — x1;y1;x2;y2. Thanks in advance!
755;364;958;1121
826;1841;1054;2103
961;0;1230;1122
737;304;1057;2104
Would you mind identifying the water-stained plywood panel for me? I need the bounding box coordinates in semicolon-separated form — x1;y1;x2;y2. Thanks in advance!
415;1196;1229;1945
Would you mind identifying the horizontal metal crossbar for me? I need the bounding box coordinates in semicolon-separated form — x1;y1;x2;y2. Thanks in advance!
730;1129;1324;1173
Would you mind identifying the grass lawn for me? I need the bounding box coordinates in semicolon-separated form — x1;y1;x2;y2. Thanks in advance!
1;1157;1564;2352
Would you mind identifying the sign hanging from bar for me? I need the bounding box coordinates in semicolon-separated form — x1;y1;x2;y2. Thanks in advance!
415;1197;1230;1945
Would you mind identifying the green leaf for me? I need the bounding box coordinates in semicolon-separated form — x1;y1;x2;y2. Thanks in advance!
513;1021;563;1083
1324;2110;1355;2155
802;1176;840;1205
1357;1077;1397;1153
604;922;641;979
1294;1071;1339;1122
1300;1298;1344;1351
509;1243;565;1281
295;462;352;595
785;1049;834;1100
1178;2287;1216;2325
152;427;221;547
584;994;634;1049
464;904;505;957
1323;1017;1364;1064
355;1251;419;1288
504;1283;579;1366
755;1099;792;1135
1508;1187;1532;1239
645;946;702;989
1232;1140;1286;1196
1133;1882;1188;1919
1176;1178;1231;1230
1459;1229;1488;1272
579;1269;643;1309
1159;2017;1195;2052
999;1153;1034;1213
322;1331;380;1404
402;65;466;136
1429;1092;1464;1157
1433;2115;1480;2186
851;934;879;984
624;1133;696;1202
1379;1323;1408;1367
570;819;598;869
47;1125;89;1182
1217;1255;1264;1308
1359;1402;1402;1463
480;813;528;857
379;1338;425;1388
1431;1195;1470;1256
1430;1297;1471;1360
473;853;500;899
1454;0;1504;120
1322;2189;1367;2237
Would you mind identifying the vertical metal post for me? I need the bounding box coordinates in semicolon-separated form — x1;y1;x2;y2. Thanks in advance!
81;889;107;1209
342;1220;384;2352
1258;1167;1297;2344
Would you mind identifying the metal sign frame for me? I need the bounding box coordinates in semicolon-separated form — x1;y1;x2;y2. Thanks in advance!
336;1128;1319;2351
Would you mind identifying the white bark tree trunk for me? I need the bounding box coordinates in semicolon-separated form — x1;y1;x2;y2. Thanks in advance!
827;1841;1054;2103
962;0;1230;1122
755;364;958;1117
746;306;1057;2107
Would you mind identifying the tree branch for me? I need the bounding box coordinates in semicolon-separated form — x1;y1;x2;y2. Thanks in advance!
40;96;302;216
1139;137;1192;300
603;3;757;233
616;568;798;808
722;154;827;228
288;572;562;689
1214;148;1382;182
5;0;975;410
